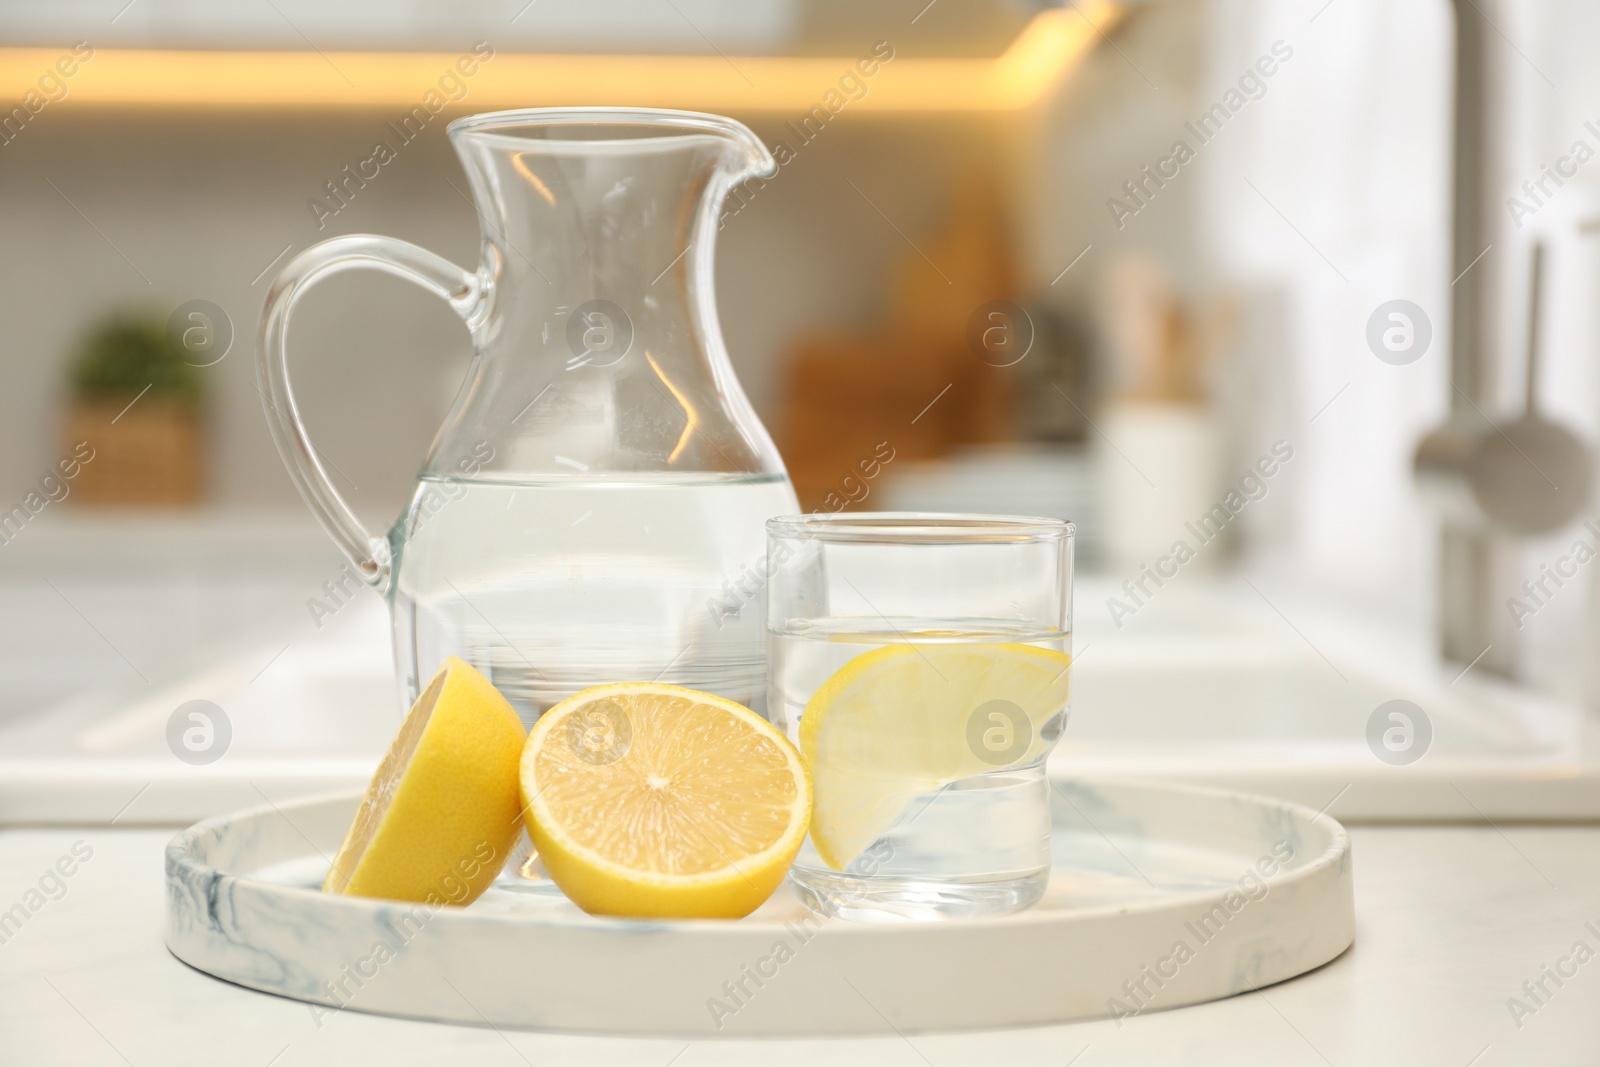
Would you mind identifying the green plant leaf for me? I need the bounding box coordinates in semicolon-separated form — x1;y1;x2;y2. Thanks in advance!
70;310;205;406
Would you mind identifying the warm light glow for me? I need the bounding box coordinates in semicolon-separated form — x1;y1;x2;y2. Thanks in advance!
0;5;1118;114
512;153;557;205
645;353;699;464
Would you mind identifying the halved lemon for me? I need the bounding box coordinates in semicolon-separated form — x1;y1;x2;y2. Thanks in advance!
323;656;526;905
800;642;1071;870
520;682;810;919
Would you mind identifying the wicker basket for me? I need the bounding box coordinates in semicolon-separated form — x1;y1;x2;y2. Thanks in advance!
64;399;204;506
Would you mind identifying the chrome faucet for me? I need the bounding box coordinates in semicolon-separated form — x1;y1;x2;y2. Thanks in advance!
1413;1;1592;678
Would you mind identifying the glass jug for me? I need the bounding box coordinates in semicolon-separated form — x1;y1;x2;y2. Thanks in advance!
260;108;797;722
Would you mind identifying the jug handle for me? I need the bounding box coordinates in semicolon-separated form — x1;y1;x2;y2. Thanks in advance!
258;235;485;595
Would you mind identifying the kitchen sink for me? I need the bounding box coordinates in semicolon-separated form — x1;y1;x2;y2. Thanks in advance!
2;563;1595;825
0;596;398;825
1057;576;1598;820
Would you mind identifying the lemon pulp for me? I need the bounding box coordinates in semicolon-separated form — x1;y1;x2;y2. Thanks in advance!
521;682;811;918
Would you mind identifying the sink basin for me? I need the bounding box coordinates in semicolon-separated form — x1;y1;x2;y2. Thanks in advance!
3;565;1596;825
0;598;396;825
1055;576;1598;820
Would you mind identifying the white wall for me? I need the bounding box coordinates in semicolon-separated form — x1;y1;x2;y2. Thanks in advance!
0;108;986;529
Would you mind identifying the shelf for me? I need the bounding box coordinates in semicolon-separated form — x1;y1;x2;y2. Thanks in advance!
0;4;1116;114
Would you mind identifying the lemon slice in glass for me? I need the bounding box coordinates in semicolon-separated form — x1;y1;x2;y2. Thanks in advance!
799;642;1071;870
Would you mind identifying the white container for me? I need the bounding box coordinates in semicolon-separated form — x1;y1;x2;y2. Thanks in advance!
1099;400;1224;574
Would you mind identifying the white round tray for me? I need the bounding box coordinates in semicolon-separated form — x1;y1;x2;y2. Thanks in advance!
165;778;1353;1035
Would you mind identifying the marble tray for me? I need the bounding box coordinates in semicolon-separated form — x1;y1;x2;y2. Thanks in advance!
165;778;1354;1036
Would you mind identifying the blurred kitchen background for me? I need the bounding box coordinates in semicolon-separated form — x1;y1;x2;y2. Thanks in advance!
4;0;1600;822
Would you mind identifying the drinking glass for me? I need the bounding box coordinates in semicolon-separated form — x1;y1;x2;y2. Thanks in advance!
767;513;1073;921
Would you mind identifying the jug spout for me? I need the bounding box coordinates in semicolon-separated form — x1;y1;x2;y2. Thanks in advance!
450;107;776;187
427;108;784;479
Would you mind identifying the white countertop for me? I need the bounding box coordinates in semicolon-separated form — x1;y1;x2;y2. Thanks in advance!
2;824;1598;1065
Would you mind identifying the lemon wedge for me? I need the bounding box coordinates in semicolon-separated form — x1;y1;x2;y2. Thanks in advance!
324;655;526;905
799;642;1071;870
520;682;810;919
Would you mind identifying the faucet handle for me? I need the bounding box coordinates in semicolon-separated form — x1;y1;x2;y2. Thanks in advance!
1523;242;1545;418
1414;240;1591;535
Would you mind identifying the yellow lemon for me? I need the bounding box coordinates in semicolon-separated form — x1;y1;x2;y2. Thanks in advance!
520;682;810;919
800;641;1071;870
324;656;526;906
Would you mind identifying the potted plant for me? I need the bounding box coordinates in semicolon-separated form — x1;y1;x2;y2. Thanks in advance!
64;311;206;506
